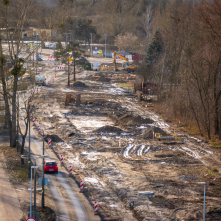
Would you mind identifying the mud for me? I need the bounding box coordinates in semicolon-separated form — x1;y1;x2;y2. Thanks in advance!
22;66;221;221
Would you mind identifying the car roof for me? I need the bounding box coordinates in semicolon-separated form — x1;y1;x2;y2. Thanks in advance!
45;160;56;163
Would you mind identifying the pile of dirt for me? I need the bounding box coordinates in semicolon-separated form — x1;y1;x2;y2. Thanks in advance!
96;75;111;82
119;114;153;126
73;81;87;87
44;134;64;143
94;125;123;133
142;127;167;139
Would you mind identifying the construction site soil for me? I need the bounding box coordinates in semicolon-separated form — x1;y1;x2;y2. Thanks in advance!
16;66;221;220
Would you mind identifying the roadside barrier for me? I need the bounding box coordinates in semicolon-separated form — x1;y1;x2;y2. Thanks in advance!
60;154;63;164
48;138;51;148
40;86;42;90
52;77;54;82
30;113;32;120
69;166;72;176
38;126;41;133
94;201;98;214
41;130;43;137
37;87;38;93
80;180;84;192
57;66;65;70
48;81;50;86
32;117;35;126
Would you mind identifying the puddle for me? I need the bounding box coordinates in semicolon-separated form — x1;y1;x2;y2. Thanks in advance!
60;143;72;149
110;204;118;207
68;154;86;168
123;143;133;158
143;146;150;154
84;177;104;188
81;151;100;161
137;145;145;156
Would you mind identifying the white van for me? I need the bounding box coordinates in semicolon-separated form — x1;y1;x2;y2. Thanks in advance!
35;75;46;85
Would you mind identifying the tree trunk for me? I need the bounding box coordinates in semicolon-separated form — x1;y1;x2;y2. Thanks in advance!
214;98;219;134
0;38;12;139
219;111;221;140
11;74;18;147
21;135;25;165
187;87;203;136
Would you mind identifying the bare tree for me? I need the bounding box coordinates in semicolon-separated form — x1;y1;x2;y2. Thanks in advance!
115;32;138;52
142;4;153;45
0;0;36;147
95;0;142;37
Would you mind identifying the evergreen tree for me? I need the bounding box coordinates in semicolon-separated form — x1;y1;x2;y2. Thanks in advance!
145;29;163;67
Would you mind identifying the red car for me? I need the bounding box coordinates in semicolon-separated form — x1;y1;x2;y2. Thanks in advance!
44;160;58;173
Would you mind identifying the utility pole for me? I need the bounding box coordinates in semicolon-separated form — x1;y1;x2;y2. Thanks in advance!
21;155;48;219
104;34;107;58
29;57;31;83
28;110;31;177
36;35;38;75
16;94;19;152
32;40;34;67
64;33;70;47
42;130;45;208
69;30;72;41
68;57;70;86
33;162;37;218
90;33;92;57
73;55;76;82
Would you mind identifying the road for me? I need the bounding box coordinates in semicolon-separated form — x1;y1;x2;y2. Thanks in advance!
19;67;100;221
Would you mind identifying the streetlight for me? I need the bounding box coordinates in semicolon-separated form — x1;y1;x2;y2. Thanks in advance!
69;30;72;41
198;182;206;221
16;93;19;152
41;129;46;208
21;107;39;178
90;33;92;57
30;166;38;218
64;33;70;47
104;34;107;58
36;35;38;76
21;154;49;219
73;51;77;82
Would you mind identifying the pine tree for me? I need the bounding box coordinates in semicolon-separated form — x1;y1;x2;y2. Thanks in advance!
145;29;163;67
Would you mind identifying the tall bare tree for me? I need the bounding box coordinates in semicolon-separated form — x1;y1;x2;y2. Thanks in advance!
0;0;36;147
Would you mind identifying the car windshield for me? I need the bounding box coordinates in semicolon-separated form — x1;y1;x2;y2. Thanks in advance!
46;162;57;166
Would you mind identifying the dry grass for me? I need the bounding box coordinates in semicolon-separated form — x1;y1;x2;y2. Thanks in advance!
210;140;221;148
2;146;29;184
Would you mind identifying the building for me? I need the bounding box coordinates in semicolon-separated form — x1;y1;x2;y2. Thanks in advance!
0;27;51;41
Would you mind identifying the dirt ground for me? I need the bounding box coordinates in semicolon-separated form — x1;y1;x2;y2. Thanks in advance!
2;60;221;221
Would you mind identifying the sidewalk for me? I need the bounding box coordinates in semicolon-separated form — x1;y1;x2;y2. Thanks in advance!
0;132;23;221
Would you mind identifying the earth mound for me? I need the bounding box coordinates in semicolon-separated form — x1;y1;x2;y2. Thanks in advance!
119;114;153;126
73;81;87;87
94;125;123;133
96;75;111;82
142;127;168;139
44;134;64;143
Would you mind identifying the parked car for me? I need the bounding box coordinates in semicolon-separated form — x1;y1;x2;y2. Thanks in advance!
44;160;58;173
